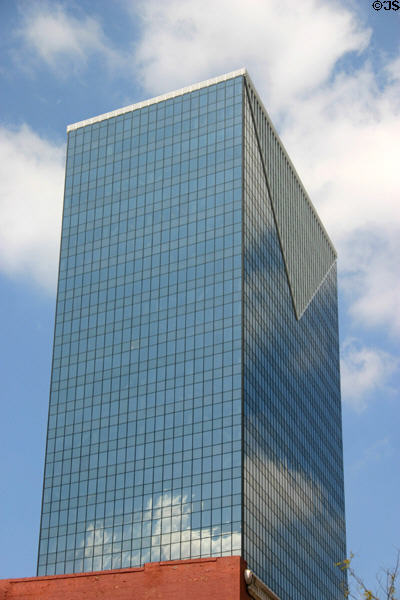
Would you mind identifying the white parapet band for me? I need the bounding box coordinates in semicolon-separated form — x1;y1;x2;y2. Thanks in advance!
67;68;247;132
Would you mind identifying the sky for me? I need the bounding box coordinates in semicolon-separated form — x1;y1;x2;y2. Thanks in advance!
0;0;399;592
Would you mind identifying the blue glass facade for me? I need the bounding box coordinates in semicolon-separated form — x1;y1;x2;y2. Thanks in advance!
38;71;346;599
242;81;346;599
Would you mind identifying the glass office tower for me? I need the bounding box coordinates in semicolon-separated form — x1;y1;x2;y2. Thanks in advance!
38;69;346;599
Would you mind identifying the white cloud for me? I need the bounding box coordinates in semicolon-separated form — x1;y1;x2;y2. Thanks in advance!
79;490;240;570
0;124;64;291
75;459;320;570
386;54;400;82
127;0;400;339
339;230;400;335
340;339;398;411
130;0;369;110
282;64;400;235
17;2;119;73
280;59;400;335
5;0;400;343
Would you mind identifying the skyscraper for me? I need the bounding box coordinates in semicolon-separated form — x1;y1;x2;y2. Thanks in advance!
38;69;346;599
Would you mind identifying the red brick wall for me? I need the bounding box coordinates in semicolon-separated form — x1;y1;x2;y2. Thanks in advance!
0;556;252;600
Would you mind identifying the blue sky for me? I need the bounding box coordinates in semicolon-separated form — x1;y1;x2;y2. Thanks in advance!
0;0;399;591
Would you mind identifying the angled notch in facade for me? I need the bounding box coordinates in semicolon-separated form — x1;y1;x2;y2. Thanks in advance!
243;75;336;320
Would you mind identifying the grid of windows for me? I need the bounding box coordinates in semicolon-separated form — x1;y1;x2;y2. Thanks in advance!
38;71;347;600
245;83;336;319
242;86;346;599
38;76;243;576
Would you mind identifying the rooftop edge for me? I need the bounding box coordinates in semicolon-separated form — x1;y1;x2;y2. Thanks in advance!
67;68;247;132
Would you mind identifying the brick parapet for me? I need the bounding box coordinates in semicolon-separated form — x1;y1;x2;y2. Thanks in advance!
0;556;253;600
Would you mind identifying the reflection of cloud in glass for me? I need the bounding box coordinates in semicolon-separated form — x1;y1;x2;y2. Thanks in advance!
79;490;241;571
249;458;324;530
